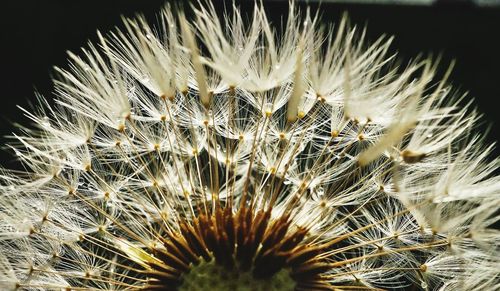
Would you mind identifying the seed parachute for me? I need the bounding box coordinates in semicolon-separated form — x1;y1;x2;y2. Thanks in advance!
0;1;499;291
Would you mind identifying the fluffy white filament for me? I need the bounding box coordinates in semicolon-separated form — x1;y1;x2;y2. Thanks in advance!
0;1;498;291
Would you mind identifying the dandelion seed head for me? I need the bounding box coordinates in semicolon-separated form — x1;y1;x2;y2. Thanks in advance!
1;1;499;291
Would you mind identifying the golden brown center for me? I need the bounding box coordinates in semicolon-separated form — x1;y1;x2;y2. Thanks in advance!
142;206;330;290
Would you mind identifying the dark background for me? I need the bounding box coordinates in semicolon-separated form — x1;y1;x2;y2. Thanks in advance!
1;0;499;167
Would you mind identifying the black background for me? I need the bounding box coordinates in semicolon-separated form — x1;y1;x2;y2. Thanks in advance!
1;0;499;167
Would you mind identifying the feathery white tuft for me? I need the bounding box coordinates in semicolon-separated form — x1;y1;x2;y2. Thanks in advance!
0;2;498;291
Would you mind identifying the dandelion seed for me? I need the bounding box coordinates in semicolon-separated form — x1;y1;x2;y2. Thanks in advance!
1;2;499;291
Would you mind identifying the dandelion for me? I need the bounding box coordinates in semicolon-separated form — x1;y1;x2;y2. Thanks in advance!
0;2;499;291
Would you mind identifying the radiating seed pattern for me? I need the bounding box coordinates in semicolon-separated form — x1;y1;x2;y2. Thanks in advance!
0;2;499;291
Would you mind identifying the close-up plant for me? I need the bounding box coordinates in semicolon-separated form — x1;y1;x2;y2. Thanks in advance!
0;1;498;290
